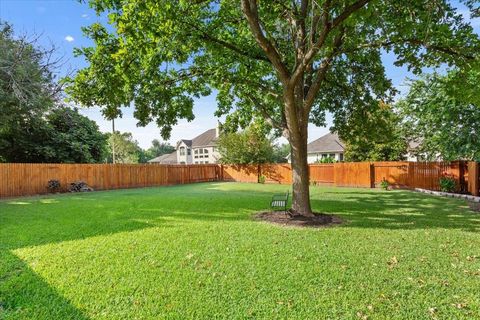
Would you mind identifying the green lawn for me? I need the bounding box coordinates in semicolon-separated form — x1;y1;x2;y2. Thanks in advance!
1;183;480;319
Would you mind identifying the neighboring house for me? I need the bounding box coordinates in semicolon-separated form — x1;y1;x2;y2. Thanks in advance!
287;133;345;163
149;127;221;164
177;127;221;164
405;140;443;162
147;151;178;164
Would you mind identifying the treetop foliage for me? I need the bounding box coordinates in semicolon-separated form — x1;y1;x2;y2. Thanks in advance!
66;0;480;140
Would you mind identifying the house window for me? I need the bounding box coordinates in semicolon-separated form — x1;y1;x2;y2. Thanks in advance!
194;149;198;154
199;149;204;154
187;148;191;156
180;161;185;164
195;161;198;164
205;161;209;164
204;149;209;154
329;153;335;158
194;155;198;159
179;147;185;156
339;153;344;161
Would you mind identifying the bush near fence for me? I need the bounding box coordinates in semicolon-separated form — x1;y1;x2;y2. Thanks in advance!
0;161;478;198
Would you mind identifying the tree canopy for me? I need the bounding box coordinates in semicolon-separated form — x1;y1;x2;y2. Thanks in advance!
397;72;480;161
106;132;142;163
142;139;175;162
338;102;407;162
0;22;108;163
217;124;275;165
66;0;480;215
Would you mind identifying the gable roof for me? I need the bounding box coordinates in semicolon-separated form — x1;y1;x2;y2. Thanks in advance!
191;128;217;147
148;151;177;164
307;133;345;153
177;139;192;148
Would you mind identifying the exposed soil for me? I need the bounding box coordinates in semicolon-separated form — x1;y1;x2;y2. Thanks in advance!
254;211;343;228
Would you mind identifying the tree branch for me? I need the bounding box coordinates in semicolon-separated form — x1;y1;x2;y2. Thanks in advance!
241;0;291;84
290;0;371;86
183;21;270;63
331;0;371;29
304;28;345;114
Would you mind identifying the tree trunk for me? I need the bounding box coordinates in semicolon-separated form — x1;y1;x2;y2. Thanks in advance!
289;125;314;217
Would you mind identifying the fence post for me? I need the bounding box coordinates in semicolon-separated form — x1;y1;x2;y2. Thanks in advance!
469;161;479;196
369;163;375;188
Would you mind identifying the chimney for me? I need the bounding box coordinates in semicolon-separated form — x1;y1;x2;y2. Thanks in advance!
215;121;221;137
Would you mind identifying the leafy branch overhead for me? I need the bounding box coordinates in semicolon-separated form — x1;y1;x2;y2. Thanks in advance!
66;0;480;139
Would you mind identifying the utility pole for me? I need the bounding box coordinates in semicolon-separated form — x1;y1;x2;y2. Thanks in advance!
112;118;116;164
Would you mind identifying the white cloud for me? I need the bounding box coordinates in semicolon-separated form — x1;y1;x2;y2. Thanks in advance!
64;35;75;42
81;14;89;19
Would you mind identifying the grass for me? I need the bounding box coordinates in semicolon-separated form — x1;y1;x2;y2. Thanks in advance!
1;182;480;319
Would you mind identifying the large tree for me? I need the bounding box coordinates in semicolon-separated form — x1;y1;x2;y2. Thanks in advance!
66;1;479;216
397;72;480;161
0;22;108;163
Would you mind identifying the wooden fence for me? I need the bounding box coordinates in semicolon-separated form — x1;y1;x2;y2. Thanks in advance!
0;163;220;198
0;161;478;198
221;161;478;194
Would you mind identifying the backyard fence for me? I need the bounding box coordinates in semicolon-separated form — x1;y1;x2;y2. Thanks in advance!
0;163;220;198
0;161;478;198
222;161;478;194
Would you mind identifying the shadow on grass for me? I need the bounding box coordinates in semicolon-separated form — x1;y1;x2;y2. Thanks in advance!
0;182;478;318
310;189;480;232
0;251;89;320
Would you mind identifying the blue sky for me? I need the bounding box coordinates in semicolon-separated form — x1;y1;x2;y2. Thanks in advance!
1;0;478;148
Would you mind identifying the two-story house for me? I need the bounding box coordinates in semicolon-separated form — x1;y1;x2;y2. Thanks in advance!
150;127;221;164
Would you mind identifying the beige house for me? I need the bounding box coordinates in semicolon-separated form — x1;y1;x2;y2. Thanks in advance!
150;127;221;164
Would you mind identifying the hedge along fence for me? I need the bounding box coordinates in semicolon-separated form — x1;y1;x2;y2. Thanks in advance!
0;163;221;198
0;161;478;198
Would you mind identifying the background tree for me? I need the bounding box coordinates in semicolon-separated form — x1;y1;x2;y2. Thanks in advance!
336;102;407;161
66;1;479;216
141;139;175;162
106;132;141;164
0;22;107;163
272;143;291;163
218;124;275;165
397;72;480;161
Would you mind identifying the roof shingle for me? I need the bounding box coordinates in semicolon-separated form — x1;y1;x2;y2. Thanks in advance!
307;133;344;153
147;151;177;164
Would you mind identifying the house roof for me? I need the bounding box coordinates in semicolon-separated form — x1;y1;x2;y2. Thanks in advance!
191;128;218;147
178;139;192;148
147;151;177;164
307;133;345;153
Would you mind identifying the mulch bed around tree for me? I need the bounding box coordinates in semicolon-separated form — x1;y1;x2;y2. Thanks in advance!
254;211;343;228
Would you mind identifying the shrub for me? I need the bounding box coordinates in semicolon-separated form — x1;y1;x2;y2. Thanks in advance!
258;175;266;184
380;178;389;191
439;175;456;193
47;179;61;192
315;156;336;164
